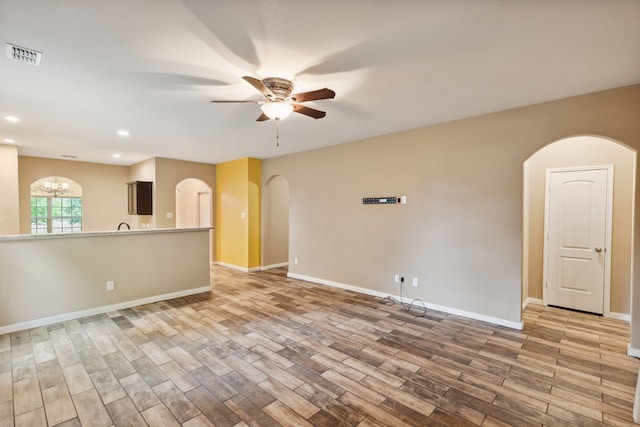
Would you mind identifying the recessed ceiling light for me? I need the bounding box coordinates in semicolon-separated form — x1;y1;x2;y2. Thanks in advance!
113;153;121;158
117;129;129;137
3;138;15;143
4;115;20;122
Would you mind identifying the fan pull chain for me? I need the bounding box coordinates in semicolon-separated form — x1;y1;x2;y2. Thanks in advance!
276;118;280;147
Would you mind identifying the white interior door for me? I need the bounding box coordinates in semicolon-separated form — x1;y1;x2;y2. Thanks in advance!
543;167;612;314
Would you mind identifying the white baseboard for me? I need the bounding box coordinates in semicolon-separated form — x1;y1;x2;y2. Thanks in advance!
522;298;629;323
288;273;523;330
262;262;289;271
214;261;261;273
522;297;543;310
607;311;630;322
628;344;640;358
0;285;211;335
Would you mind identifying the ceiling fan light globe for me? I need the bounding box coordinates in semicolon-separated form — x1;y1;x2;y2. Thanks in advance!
261;102;294;120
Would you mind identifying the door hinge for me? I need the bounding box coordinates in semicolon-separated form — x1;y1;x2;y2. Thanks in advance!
545;281;548;289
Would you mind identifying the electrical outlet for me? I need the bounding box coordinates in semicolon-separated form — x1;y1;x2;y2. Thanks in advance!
106;281;114;291
294;258;299;265
412;277;418;287
394;274;400;283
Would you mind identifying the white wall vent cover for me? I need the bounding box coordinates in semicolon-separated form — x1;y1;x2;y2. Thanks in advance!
6;43;42;66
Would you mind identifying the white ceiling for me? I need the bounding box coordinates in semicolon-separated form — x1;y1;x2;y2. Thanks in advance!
1;0;639;166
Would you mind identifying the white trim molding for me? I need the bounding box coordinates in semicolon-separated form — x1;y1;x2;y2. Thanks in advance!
628;344;640;359
522;297;543;310
288;273;523;330
0;285;211;335
262;262;289;271
522;297;629;322
214;261;261;273
608;312;631;323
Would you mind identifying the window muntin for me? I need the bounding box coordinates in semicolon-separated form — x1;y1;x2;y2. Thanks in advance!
31;196;82;234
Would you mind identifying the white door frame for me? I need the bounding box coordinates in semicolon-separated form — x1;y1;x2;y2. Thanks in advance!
542;164;614;317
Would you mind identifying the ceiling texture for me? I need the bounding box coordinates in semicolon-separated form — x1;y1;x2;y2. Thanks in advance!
1;0;639;166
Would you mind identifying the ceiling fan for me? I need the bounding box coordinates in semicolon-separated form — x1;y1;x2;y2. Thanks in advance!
212;76;335;121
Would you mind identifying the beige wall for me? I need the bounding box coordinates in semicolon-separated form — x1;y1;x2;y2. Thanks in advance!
154;157;215;230
154;158;216;262
16;156;216;260
263;175;290;267
524;136;635;315
0;229;210;331
18;156;129;233
0;144;19;234
262;84;640;326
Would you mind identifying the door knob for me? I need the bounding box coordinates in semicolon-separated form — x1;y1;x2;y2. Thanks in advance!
595;247;602;252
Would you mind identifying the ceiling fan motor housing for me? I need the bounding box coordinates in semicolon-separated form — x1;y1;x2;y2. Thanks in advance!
262;77;294;100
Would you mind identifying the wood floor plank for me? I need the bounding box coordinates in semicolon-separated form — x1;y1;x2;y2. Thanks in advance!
258;377;320;419
2;265;639;426
41;383;76;425
71;388;113;427
262;400;315;427
224;394;280;427
89;368;127;404
0;401;13;427
119;372;161;411
152;380;202;423
186;386;241;427
105;396;148;426
14;407;47;427
140;403;181;427
13;376;42;416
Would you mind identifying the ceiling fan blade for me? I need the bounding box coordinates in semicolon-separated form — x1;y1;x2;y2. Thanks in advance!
210;100;258;103
256;113;270;122
290;88;335;103
293;104;326;119
243;76;274;98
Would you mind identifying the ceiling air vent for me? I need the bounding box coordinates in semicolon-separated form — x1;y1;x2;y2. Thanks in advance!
6;43;42;66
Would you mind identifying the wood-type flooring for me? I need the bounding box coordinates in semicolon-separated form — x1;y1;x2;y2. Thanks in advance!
1;265;638;426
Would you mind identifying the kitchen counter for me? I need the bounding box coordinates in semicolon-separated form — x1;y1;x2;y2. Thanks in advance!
0;227;212;334
0;227;212;241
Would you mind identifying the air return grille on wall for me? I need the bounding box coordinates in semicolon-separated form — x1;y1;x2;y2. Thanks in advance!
6;43;42;66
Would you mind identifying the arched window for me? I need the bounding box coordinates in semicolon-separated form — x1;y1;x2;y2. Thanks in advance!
30;176;83;234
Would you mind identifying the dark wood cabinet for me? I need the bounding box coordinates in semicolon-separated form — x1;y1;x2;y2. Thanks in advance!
127;181;153;215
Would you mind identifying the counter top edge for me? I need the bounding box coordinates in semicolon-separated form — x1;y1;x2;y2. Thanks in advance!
0;227;213;241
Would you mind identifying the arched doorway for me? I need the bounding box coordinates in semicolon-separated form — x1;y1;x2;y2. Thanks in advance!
522;135;636;319
175;178;212;228
263;175;290;269
176;178;213;263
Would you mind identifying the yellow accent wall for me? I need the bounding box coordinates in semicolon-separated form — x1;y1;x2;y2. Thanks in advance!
216;158;261;269
248;158;262;268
